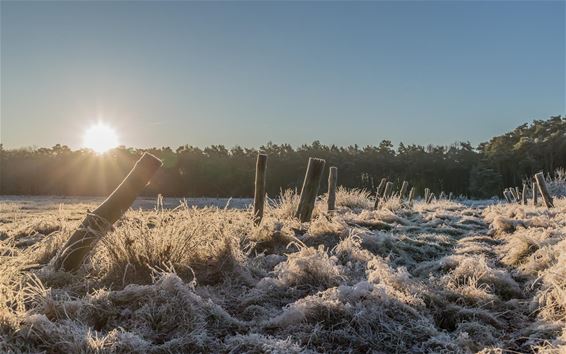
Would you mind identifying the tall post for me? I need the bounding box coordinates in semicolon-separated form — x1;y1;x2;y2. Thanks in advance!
383;182;394;200
295;158;326;222
253;153;268;225
521;183;528;205
374;178;387;209
327;166;338;211
532;180;538;206
54;153;162;272
408;187;415;206
534;172;554;208
399;181;409;200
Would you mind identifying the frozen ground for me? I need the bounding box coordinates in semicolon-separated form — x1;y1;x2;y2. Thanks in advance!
0;189;564;353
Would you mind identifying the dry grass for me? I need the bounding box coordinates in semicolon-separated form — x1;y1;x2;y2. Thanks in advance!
0;190;565;353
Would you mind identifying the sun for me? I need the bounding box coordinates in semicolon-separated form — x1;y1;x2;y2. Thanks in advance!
82;122;119;153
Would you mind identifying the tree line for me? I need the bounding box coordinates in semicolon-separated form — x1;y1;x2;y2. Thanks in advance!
1;116;564;199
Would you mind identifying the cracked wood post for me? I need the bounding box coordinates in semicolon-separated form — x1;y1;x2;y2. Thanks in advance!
327;166;338;211
408;187;415;206
383;181;394;200
521;183;528;205
509;187;518;202
427;192;435;204
534;172;554;208
295;158;326;222
54;153;162;272
532;180;538;206
399;181;409;200
253;153;268;225
374;178;387;209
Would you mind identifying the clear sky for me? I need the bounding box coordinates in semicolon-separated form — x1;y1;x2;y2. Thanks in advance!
1;1;564;150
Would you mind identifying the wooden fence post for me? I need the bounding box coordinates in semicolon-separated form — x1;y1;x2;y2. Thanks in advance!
427;192;435;204
532;180;538;206
509;187;518;202
534;172;554;208
424;188;430;203
327;166;338;211
503;189;512;203
295;158;326;222
448;192;453;201
521;183;528;205
253;153;268;225
408;187;415;206
54;153;162;272
399;181;409;200
383;182;394;200
514;187;521;204
374;178;387;209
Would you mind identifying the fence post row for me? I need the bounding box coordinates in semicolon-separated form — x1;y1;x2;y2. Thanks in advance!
54;153;162;272
253;153;268;225
295;157;326;222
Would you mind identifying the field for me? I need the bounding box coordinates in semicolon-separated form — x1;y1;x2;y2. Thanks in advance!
0;190;565;353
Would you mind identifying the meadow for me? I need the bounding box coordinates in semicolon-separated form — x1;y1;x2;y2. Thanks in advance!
0;184;565;353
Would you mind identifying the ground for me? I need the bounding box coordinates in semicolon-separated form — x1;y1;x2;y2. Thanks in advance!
0;189;564;353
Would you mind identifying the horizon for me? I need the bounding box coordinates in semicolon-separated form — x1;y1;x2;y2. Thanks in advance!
1;1;565;150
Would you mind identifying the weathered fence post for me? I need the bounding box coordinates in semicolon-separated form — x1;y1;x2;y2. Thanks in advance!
383;181;394;200
399;181;409;200
408;187;415;206
532;180;538;206
521;183;528;205
427;192;435;204
514;187;521;204
327;166;338;211
509;187;518;202
54;153;162;272
448;192;453;201
253;153;268;225
534;172;554;208
374;178;387;209
424;188;430;203
503;189;512;203
295;158;326;222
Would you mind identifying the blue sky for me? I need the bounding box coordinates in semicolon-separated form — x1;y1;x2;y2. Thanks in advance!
1;1;564;149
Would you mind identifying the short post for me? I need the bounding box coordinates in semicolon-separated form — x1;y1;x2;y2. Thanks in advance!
532;180;538;206
521;183;528;205
399;181;409;200
295;158;326;222
408;187;415;206
439;191;446;200
534;172;554;208
327;166;338;211
424;188;430;203
253;153;268;225
448;192;453;201
515;187;521;204
374;178;387;209
427;192;435;204
54;153;162;272
383;181;394;200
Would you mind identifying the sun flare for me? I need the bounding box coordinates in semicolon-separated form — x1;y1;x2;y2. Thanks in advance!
82;122;119;153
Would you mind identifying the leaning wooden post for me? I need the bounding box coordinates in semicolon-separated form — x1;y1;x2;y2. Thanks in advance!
408;187;415;206
534;172;554;208
373;178;387;209
327;166;338;211
427;192;435;204
383;182;394;200
521;183;528;205
399;181;409;200
54;153;162;272
295;158;326;222
253;153;268;225
532;180;538;206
